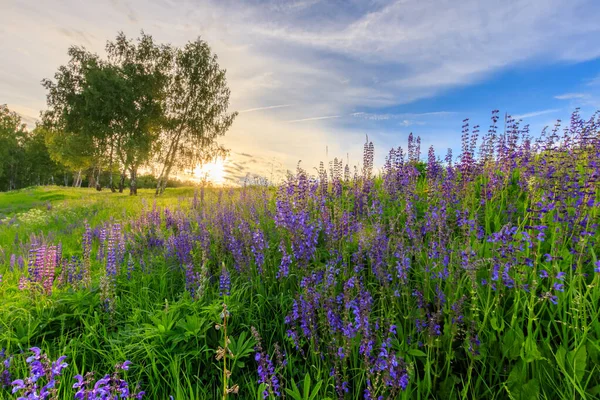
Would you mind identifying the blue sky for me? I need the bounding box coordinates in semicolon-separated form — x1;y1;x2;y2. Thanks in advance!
1;0;600;183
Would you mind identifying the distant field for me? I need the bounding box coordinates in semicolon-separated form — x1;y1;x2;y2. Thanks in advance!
0;186;201;261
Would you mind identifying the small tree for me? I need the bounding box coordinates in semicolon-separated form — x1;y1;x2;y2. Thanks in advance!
154;38;237;195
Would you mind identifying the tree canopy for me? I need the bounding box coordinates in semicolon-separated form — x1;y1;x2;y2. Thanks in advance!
0;105;67;191
41;31;237;195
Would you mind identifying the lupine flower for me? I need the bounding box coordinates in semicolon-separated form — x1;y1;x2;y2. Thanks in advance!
219;264;231;296
277;241;292;279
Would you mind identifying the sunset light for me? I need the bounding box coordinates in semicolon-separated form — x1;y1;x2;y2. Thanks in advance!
193;158;226;185
2;2;600;398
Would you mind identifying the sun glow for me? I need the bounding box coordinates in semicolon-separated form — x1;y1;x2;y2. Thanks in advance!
193;158;226;185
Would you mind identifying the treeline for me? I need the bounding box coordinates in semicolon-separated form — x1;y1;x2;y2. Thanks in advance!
2;31;236;195
0;105;191;191
0;105;68;191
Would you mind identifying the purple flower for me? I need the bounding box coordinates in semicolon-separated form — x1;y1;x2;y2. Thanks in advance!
277;241;291;279
121;360;132;371
219;265;231;296
553;282;564;292
51;356;68;376
27;348;42;363
73;375;85;389
11;379;25;394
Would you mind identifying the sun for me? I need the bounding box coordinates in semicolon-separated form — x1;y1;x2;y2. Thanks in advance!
193;158;226;185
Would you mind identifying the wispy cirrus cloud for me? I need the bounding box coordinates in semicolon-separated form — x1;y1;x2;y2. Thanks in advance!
554;93;589;100
239;104;293;113
287;115;341;123
351;111;454;122
513;109;560;119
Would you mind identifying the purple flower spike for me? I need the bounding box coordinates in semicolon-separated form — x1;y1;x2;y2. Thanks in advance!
73;375;85;389
26;347;42;363
51;356;68;375
11;379;25;393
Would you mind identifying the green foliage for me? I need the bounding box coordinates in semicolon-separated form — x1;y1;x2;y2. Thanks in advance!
39;31;237;195
0;106;67;191
284;374;325;400
0;145;599;400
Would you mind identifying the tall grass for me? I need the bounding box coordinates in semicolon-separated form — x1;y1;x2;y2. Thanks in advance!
0;110;599;399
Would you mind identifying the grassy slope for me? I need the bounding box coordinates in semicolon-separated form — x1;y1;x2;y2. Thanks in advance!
0;186;195;253
0;180;598;399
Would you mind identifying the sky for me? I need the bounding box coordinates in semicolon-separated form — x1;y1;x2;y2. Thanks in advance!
2;0;600;185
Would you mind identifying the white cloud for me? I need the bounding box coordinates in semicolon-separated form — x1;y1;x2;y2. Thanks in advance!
351;111;454;122
239;104;293;113
554;93;589;100
286;115;340;123
513;109;560;119
2;0;600;179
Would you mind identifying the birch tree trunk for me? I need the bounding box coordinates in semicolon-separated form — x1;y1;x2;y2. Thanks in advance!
119;169;126;193
129;166;138;195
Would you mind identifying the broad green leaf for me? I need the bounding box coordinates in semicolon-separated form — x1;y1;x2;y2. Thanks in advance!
503;330;524;360
507;361;524;392
521;378;540;400
408;349;427;357
521;337;543;363
567;345;587;383
309;380;323;400
303;373;311;400
491;316;505;332
555;346;567;370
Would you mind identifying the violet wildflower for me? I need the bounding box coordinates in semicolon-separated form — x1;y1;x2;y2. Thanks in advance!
251;228;267;274
553;282;564;292
219;264;231;296
276;241;291;279
11;348;67;400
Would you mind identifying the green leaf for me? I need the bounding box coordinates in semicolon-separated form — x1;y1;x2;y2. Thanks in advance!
285;378;303;400
589;384;600;396
309;380;322;400
257;383;268;400
408;349;427;357
521;378;540;400
491;316;505;332
521;337;543;363
507;361;524;392
567;345;587;383
303;373;311;400
555;346;567;370
502;330;523;360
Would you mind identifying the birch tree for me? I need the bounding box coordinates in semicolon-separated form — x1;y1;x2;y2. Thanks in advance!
154;38;237;195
